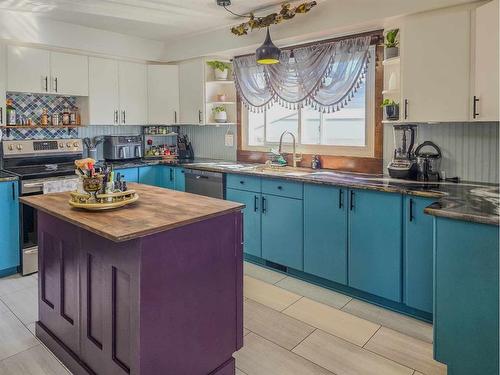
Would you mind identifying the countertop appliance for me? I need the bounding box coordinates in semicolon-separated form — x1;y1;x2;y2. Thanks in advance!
387;124;418;179
103;135;143;161
177;134;194;160
185;169;224;199
415;141;442;182
2;139;83;275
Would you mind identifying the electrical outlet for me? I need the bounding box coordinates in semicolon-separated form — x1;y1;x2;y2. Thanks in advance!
225;133;234;147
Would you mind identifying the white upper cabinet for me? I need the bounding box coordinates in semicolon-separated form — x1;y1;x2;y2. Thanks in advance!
88;57;120;125
179;59;204;125
401;8;470;122
50;52;88;96
118;61;148;125
7;46;88;96
7;46;50;94
147;65;179;124
472;0;499;121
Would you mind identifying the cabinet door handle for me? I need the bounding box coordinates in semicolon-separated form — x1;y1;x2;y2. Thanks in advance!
409;198;414;222
174;111;177;123
261;196;267;213
254;195;259;212
122;111;126;124
0;107;3;124
12;183;16;200
198;110;202;124
473;96;480;119
54;77;58;93
349;191;355;211
44;76;48;92
339;189;343;209
404;99;409;120
114;110;118;124
170;168;174;181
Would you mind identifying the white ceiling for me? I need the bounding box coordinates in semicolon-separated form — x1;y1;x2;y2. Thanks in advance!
0;0;291;41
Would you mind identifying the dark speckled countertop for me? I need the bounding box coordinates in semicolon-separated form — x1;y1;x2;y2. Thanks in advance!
107;158;499;226
0;170;18;182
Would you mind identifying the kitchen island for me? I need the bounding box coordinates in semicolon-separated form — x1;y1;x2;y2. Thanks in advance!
20;184;245;375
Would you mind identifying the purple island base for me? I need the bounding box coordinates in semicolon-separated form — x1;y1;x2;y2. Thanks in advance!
35;210;243;375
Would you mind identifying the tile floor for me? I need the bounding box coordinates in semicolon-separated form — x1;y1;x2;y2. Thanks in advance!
0;263;446;375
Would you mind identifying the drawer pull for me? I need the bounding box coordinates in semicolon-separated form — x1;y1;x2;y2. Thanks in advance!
277;186;283;190
240;180;244;184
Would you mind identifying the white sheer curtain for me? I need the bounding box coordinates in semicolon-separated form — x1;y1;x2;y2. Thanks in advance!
233;35;371;113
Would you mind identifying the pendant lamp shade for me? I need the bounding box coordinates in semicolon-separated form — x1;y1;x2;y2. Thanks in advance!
256;28;281;65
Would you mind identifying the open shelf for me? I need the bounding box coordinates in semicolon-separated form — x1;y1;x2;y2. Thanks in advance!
0;125;85;129
206;80;235;84
382;57;400;66
205;122;237;126
206;101;236;105
382;89;400;96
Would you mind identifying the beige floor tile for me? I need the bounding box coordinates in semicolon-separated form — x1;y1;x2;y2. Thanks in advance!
0;299;8;314
0;274;37;297
27;322;36;336
244;262;287;284
283;297;380;346
276;277;352;309
414;372;424;375
293;329;414;375
0;287;38;325
235;368;247;375
243;328;250;336
364;327;446;375
342;299;433;343
244;299;315;350
0;310;38;361
0;345;70;374
235;332;333;375
244;276;301;311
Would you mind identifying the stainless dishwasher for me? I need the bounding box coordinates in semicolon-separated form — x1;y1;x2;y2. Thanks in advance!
185;169;224;199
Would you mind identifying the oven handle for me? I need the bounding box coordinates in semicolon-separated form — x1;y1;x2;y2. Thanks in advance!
24;248;38;255
23;182;44;188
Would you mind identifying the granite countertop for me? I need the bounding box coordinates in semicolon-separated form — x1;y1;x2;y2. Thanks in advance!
101;159;499;226
20;183;244;242
0;170;19;182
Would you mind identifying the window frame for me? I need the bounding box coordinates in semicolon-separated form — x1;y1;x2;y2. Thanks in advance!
241;45;376;158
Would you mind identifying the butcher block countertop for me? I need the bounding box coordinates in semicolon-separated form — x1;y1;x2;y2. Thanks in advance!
20;183;244;242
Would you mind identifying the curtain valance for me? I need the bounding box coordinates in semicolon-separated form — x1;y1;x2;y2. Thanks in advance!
233;35;371;113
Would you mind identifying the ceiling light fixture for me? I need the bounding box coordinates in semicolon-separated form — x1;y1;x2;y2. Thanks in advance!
255;28;281;65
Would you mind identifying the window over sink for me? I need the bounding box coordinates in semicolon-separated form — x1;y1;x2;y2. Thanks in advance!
242;45;376;158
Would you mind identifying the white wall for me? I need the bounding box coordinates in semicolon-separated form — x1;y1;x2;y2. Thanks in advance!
0;10;164;62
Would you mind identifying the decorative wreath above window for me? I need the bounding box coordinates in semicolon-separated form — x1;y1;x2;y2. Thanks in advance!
233;36;372;113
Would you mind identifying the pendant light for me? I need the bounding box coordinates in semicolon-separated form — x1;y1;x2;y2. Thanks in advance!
256;28;281;65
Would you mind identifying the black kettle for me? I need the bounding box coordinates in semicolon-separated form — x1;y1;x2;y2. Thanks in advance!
414;141;442;181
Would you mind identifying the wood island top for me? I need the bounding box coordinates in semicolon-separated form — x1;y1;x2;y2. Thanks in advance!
20;183;244;242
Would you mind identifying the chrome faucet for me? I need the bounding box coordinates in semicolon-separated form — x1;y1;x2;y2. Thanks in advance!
278;131;302;168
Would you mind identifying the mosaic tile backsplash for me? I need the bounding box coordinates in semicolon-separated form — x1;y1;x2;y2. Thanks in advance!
2;93;79;140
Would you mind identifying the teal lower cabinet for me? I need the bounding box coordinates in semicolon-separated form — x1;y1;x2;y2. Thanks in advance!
174;168;185;191
226;188;261;257
0;181;20;275
434;218;498;375
304;184;347;284
138;166;162;186
115;168;139;183
404;196;435;314
348;189;403;302
261;193;303;270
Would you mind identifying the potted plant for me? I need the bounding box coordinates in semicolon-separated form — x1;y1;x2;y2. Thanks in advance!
384;29;399;59
381;99;400;120
213;105;228;123
207;61;231;81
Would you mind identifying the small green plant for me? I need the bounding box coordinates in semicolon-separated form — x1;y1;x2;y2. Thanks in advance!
207;61;231;72
385;29;399;48
381;99;398;108
213;105;226;113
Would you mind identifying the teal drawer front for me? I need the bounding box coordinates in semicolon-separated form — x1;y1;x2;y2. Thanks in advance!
262;178;303;199
226;174;261;192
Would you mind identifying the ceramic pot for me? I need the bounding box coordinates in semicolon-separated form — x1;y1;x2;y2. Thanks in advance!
214;68;229;81
385;104;400;120
385;47;399;59
214;111;228;123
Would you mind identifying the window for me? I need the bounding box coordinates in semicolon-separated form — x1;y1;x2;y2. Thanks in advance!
243;46;376;157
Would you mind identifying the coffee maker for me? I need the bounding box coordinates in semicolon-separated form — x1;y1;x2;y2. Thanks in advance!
387;124;418;179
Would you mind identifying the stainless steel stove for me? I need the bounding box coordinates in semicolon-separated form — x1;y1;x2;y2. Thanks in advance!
1;139;83;275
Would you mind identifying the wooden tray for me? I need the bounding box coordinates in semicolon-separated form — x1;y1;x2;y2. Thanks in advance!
69;190;139;211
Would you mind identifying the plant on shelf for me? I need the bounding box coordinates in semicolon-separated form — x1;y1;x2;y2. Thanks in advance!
212;105;228;123
381;99;400;121
384;29;399;59
207;61;231;80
